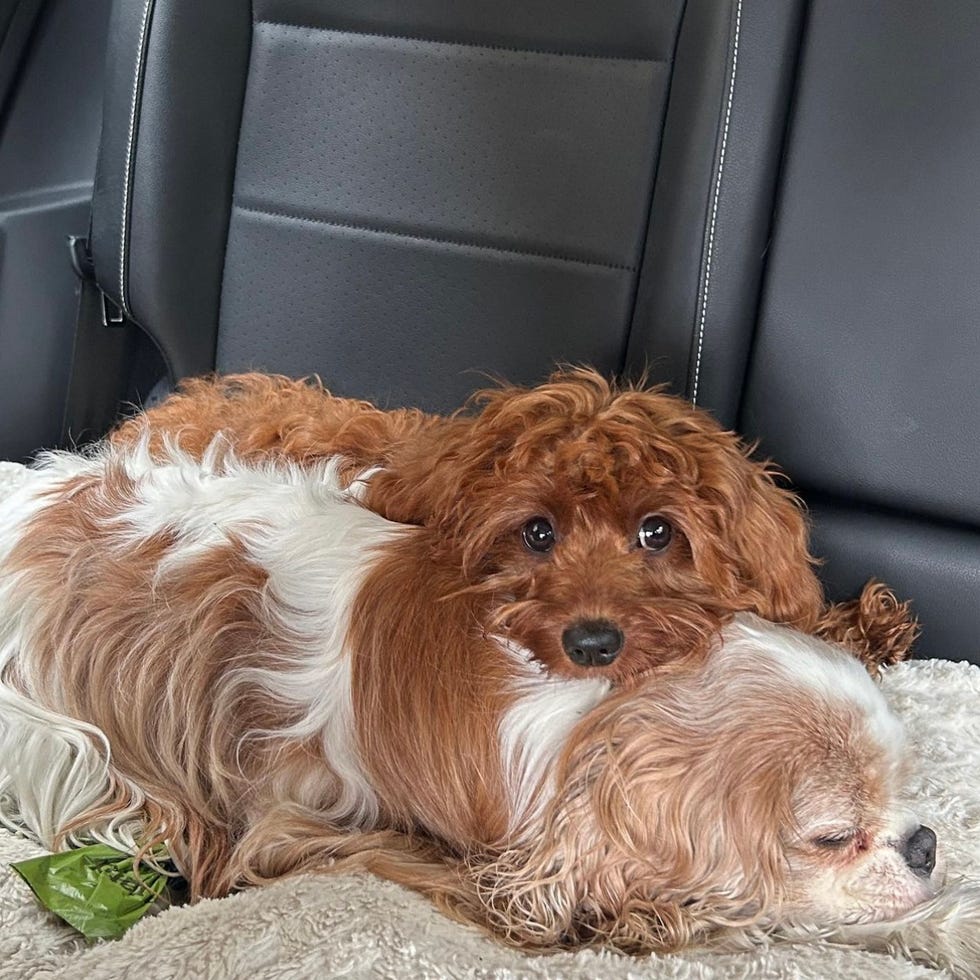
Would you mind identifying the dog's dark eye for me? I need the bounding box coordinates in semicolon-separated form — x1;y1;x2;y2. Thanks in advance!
637;514;673;552
522;517;555;554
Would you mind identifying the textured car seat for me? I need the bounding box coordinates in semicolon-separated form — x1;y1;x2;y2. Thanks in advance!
80;0;979;661
662;2;980;663
88;0;806;409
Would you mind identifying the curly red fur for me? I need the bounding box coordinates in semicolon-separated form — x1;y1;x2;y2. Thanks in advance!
815;581;919;674
112;369;916;675
113;373;442;478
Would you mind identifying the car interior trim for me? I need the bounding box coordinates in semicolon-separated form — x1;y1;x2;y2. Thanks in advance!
118;0;156;317
692;0;740;406
254;19;662;63
231;202;639;273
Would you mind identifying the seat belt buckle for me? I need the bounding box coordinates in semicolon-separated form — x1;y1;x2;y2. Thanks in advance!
67;235;126;327
100;293;125;327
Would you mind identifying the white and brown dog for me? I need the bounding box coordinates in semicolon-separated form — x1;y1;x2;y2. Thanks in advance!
0;440;976;973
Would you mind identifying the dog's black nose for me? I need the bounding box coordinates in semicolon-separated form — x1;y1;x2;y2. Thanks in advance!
561;621;624;667
900;825;937;877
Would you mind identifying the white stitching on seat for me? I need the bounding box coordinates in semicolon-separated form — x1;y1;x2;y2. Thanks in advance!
691;0;742;405
118;0;156;318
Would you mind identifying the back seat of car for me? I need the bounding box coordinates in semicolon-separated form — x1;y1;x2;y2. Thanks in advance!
23;0;980;661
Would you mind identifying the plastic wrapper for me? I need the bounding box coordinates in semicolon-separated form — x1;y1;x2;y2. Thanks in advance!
11;843;182;940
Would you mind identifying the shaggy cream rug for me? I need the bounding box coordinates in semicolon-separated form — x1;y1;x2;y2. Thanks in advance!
0;460;978;979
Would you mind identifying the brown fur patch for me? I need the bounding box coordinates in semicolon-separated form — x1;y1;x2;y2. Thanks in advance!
347;530;512;847
815;581;919;672
112;373;441;481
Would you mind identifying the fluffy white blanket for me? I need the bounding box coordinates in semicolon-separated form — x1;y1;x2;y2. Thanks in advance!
0;460;978;980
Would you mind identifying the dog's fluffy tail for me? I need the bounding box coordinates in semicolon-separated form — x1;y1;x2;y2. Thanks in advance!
0;660;144;854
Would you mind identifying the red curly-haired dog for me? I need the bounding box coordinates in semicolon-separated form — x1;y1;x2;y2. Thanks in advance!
112;369;915;677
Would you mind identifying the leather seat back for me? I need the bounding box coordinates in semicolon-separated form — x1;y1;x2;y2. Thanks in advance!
682;1;980;660
90;0;803;410
94;0;730;411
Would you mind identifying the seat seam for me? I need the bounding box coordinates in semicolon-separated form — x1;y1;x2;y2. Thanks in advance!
119;0;157;317
233;202;637;273
691;0;742;405
255;18;663;64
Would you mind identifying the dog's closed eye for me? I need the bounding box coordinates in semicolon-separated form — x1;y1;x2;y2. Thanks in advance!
811;830;859;850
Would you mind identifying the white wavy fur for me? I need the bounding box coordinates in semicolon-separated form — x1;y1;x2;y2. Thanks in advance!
0;452;141;850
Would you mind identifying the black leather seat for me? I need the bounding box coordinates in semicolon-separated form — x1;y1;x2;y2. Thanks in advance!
677;1;980;664
93;0;706;407
78;0;979;662
749;2;980;665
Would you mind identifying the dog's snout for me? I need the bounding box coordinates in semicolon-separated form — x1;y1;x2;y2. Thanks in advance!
900;825;937;878
562;621;624;667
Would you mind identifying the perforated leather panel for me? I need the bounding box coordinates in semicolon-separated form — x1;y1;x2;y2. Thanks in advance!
217;3;684;410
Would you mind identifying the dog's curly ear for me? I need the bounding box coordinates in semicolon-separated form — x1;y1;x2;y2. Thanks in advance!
692;448;920;668
688;442;826;632
735;463;826;629
464;684;793;956
360;417;479;526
